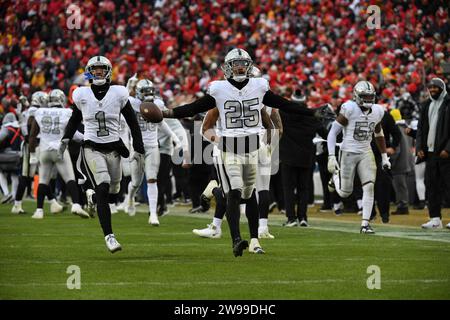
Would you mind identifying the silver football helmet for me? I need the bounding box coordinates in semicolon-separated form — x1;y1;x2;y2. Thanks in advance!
135;79;155;102
85;56;112;85
221;48;253;82
353;81;376;108
48;89;66;107
30;91;49;108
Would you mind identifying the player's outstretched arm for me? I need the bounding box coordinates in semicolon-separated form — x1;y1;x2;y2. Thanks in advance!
121;101;145;154
262;91;316;117
162;95;216;119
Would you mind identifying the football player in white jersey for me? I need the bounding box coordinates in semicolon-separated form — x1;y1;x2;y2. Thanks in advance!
155;48;319;257
11;91;64;214
126;79;181;225
60;56;145;253
193;67;282;242
193;103;275;249
28;89;89;219
327;81;391;234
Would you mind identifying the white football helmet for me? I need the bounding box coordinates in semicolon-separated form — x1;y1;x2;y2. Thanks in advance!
353;81;376;108
135;79;155;102
221;48;253;82
48;89;66;107
30;91;49;108
85;56;112;85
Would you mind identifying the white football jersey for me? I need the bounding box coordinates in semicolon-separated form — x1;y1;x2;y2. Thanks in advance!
207;78;268;137
129;96;160;147
35;107;73;151
72;85;129;143
340;100;384;153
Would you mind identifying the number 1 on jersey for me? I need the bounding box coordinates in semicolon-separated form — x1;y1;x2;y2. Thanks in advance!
95;111;110;137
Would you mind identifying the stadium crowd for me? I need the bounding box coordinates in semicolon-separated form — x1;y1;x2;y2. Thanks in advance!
0;0;449;228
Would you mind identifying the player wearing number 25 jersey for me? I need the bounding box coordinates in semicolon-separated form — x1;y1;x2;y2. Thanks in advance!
327;80;391;234
158;48;320;257
61;56;145;253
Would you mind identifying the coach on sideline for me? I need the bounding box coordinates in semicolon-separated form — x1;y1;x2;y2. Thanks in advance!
416;77;450;229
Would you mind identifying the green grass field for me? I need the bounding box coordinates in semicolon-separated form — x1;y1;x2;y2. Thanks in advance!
0;201;449;300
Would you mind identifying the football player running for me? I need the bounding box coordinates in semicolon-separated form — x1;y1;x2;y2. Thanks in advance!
127;79;182;225
28;89;89;219
327;81;390;234
154;48;320;257
60;56;145;253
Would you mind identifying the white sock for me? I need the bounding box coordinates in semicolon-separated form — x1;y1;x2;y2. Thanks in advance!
212;218;222;229
432;217;441;222
14;200;22;207
240;204;246;214
361;183;374;225
50;198;58;205
0;172;9;195
259;218;268;228
11;175;18;198
35;208;43;214
147;182;158;216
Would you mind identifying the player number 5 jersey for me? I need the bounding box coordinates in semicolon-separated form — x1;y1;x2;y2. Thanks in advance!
35;107;73;151
339;100;384;153
208;78;268;138
72;85;129;144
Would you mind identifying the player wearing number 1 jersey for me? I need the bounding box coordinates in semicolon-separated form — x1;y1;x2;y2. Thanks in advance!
327;81;391;234
157;48;321;257
60;56;145;253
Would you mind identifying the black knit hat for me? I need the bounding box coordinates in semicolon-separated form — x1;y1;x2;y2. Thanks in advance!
427;77;445;90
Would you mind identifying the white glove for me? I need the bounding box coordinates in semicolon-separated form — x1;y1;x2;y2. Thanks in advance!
381;153;391;170
29;153;38;165
57;138;69;160
327;155;339;174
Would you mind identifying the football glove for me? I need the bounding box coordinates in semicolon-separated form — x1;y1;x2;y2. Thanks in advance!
29;153;38;165
381;153;391;171
327;155;339;174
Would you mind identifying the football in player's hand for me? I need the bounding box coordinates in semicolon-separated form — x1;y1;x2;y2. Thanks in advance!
140;101;163;123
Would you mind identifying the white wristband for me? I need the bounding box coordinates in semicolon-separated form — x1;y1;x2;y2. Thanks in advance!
381;153;389;163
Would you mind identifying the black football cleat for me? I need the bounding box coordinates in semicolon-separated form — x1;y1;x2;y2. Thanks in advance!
232;239;249;257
